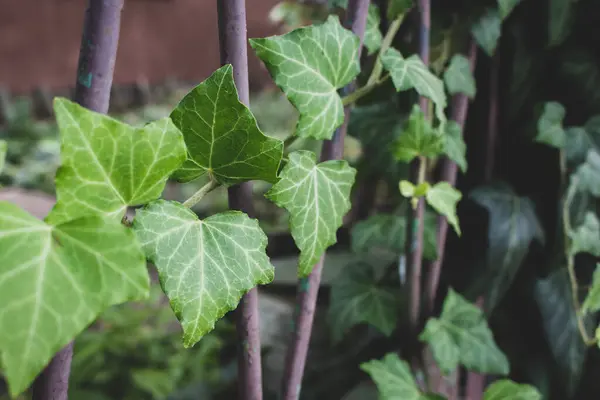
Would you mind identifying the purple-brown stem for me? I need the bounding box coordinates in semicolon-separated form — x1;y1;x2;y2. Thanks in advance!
465;50;501;400
217;1;264;399
280;1;370;399
31;2;124;399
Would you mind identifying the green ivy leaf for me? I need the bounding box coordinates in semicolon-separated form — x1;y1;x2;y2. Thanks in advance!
0;140;6;174
266;150;356;276
582;264;600;314
471;9;501;57
328;261;398;342
387;0;414;20
381;49;447;124
133;200;274;347
444;54;476;98
535;102;566;148
549;0;573;47
426;182;462;236
47;98;186;224
361;353;425;400
573;150;600;197
250;15;360;140
498;0;522;20
483;380;542;400
0;202;148;396
170;65;283;185
468;183;544;312
351;213;438;261
393;105;444;163
419;288;509;375
364;4;382;56
565;127;598;167
444;121;468;173
570;212;600;256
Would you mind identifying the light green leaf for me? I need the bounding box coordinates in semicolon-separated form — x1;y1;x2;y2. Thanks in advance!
47;97;186;224
582;264;600;314
535;102;566;148
387;0;414;19
170;65;283;185
133;200;274;347
393;105;444;163
444;121;468;173
351;213;438;261
573;150;600;197
266;150;356;276
419;289;509;375
381;49;447;124
471;9;501;57
444;54;476;98
399;181;430;198
549;0;573;47
328;261;398;342
498;0;521;19
565;127;597;167
426;182;462;236
0;202;148;396
365;5;383;56
361;353;423;400
468;182;544;312
250;15;360;140
0;140;6;174
569;212;600;256
483;380;542;400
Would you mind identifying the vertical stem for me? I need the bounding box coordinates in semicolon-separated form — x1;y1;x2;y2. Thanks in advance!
280;1;370;399
217;2;263;399
31;1;124;399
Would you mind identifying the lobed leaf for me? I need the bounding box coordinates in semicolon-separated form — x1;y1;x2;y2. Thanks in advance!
381;49;447;124
471;9;501;57
328;261;398;342
393;105;444;163
364;5;383;56
444;54;476;99
548;0;573;47
420;289;509;375
569;212;600;256
535;102;566;148
483;379;541;400
444;121;468;173
361;353;422;400
426;182;462;236
169;65;283;185
133;200;274;347
573;150;600;197
250;16;360;140
0;202;148;396
265;150;356;276
47;98;186;224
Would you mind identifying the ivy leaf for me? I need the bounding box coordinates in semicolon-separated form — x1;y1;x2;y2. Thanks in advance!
565;127;598;167
364;5;382;56
0;140;6;174
250;15;360;140
381;49;447;124
483;380;542;400
426;182;462;236
393;105;444;163
419;289;509;375
444;121;468;173
170;65;283;185
535;102;566;148
351;213;438;261
328;261;398;342
570;212;600;256
471;9;501;57
265;150;356;276
0;202;148;396
444;54;476;98
582;264;600;314
468;183;544;312
387;0;414;19
535;269;592;395
133;200;274;347
549;0;573;47
361;353;424;400
573;150;600;197
498;0;522;20
47;98;186;224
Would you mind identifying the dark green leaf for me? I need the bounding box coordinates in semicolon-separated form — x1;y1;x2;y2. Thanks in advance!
471;9;501;57
570;212;600;256
443;121;467;173
535;102;566;148
419;289;510;375
483;379;541;400
564;127;595;166
328;261;398;342
469;183;545;312
548;0;573;47
498;0;522;19
387;0;414;19
444;55;476;98
364;5;383;56
393;105;444;162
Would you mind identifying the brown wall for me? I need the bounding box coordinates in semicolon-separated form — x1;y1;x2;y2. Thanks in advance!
0;0;281;94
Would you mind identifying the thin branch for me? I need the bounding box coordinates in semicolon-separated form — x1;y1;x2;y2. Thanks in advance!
280;1;371;399
32;1;124;399
217;1;263;399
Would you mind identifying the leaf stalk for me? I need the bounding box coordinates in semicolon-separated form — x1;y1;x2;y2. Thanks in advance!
182;179;219;208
